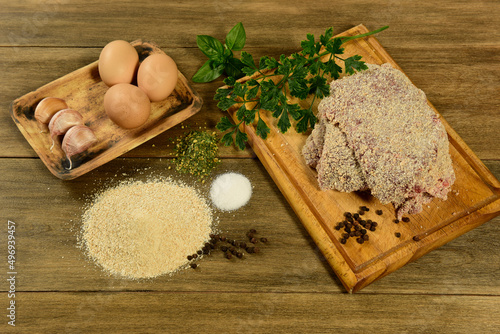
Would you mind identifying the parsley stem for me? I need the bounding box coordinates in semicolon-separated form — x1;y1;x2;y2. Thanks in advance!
340;25;389;44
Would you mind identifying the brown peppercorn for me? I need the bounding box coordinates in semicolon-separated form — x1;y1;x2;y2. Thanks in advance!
340;238;347;244
250;237;257;244
240;242;247;249
221;246;228;252
353;213;359;219
356;237;364;244
358;210;365;215
246;247;254;254
342;233;349;239
370;226;376;232
225;252;232;259
260;238;268;243
360;229;367;235
220;235;227;242
375;209;383;215
362;234;369;241
253;247;260;253
190;263;197;269
402;217;410;223
236;252;243;259
344;212;352;218
249;229;257;234
354;231;362;237
346;216;354;223
192;254;198;259
413;236;420;241
372;222;378;227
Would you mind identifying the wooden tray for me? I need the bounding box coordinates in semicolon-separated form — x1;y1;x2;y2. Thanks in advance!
226;24;500;293
10;40;202;180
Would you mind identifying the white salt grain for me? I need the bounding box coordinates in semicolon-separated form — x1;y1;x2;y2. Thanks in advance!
210;172;252;211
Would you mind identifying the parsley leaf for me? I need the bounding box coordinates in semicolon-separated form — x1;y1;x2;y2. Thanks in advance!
197;24;388;149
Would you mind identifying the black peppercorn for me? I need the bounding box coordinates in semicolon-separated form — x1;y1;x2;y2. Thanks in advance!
340;238;347;244
220;235;227;242
190;263;197;269
375;209;383;215
192;254;198;259
221;246;228;252
395;232;401;238
260;238;267;243
394;219;399;224
370;226;376;232
187;255;193;261
249;229;257;234
353;213;359;219
362;234;369;241
402;217;410;222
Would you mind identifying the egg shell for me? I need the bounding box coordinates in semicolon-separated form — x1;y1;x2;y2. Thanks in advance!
98;40;139;87
103;83;151;129
137;53;178;102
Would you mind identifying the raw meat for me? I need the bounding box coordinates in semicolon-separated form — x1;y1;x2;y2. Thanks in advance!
302;63;455;218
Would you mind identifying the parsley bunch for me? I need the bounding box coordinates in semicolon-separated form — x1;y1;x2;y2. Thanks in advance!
194;24;388;149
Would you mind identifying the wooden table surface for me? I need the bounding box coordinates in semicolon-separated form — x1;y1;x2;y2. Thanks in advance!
1;0;499;333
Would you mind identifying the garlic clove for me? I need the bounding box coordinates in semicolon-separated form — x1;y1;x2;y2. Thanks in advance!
34;97;68;125
48;109;84;150
61;125;97;170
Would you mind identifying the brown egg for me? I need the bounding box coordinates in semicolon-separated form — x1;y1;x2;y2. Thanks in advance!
103;83;151;129
98;40;139;87
137;53;178;102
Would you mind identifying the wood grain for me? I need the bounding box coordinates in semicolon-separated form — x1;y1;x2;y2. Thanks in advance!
3;292;499;333
0;0;499;332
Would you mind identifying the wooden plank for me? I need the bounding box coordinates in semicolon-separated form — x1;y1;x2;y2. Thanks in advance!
225;25;500;292
4;292;499;333
0;158;498;295
0;0;499;47
1;45;499;160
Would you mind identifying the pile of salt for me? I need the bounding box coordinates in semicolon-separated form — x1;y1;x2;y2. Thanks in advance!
210;172;252;211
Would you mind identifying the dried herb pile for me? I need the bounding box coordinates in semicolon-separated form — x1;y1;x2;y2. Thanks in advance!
172;130;220;180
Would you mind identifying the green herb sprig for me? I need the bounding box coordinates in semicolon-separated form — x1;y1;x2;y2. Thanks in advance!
194;23;388;149
192;22;247;83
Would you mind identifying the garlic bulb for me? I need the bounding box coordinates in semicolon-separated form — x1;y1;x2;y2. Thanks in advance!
34;97;68;126
48;109;84;150
61;125;97;170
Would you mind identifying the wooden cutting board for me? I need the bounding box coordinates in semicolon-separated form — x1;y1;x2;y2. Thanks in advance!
226;24;500;293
